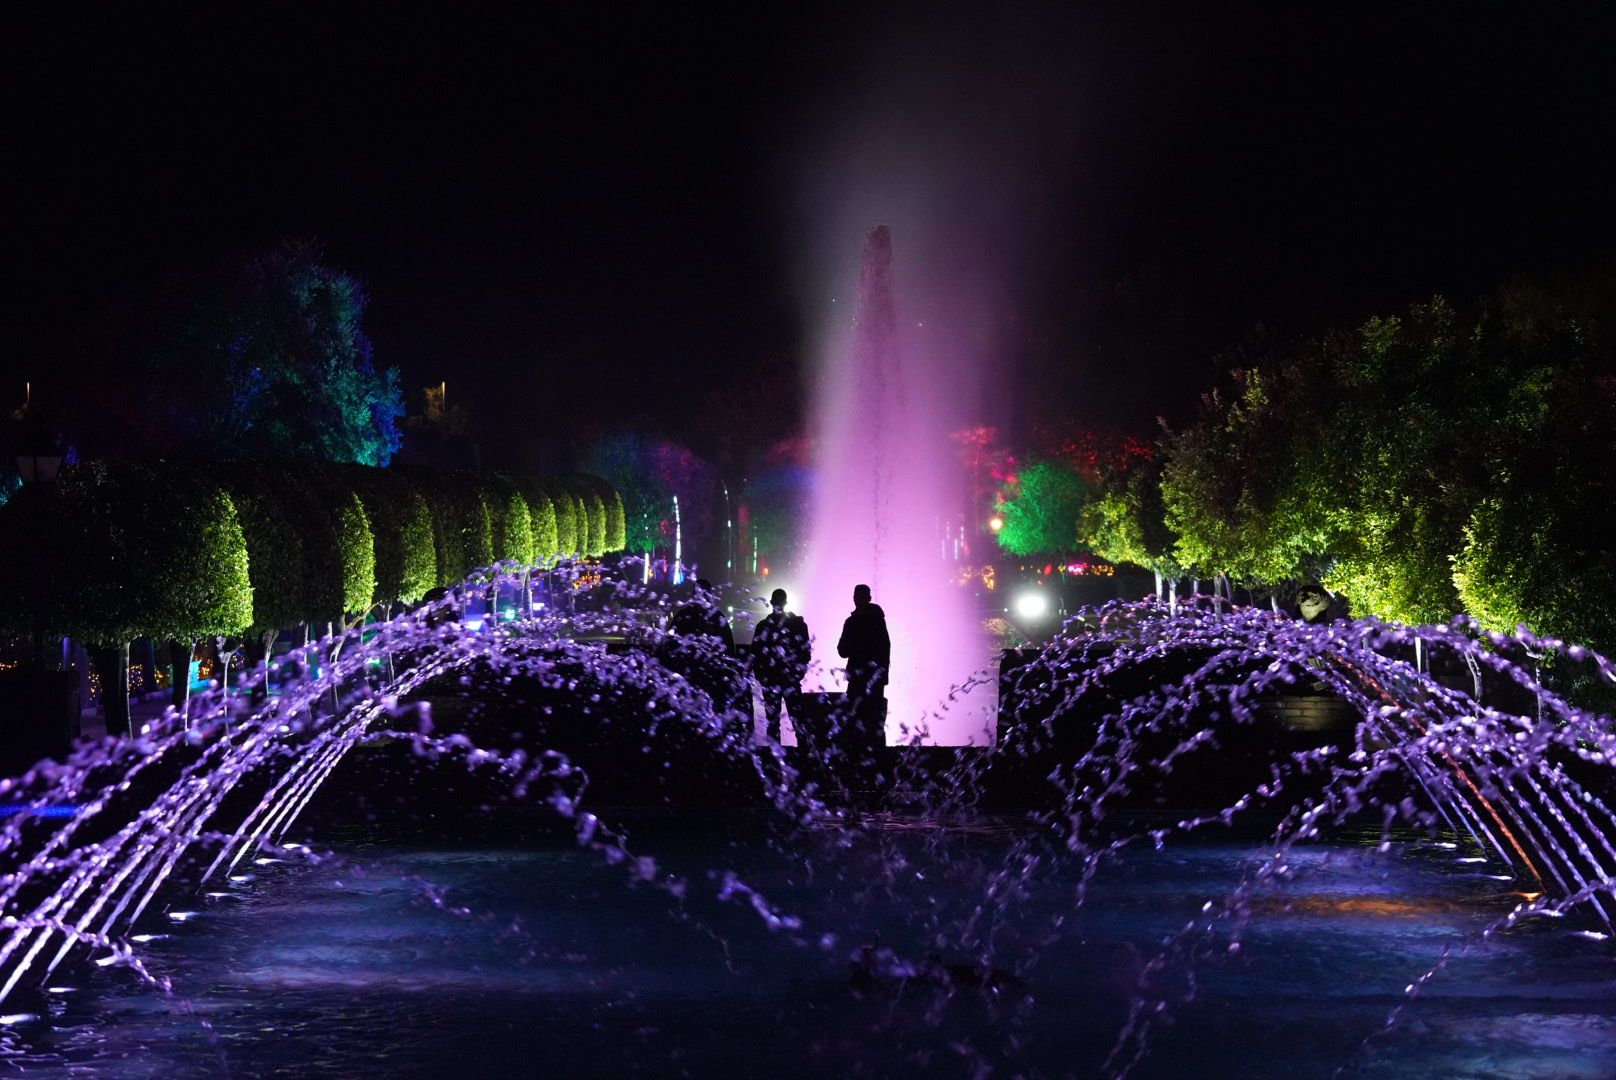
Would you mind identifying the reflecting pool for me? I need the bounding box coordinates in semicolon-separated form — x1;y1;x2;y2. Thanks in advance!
4;807;1613;1078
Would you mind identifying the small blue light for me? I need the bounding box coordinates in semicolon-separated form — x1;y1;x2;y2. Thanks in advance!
0;804;82;819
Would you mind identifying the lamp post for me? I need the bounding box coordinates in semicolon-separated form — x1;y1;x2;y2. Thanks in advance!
723;484;733;579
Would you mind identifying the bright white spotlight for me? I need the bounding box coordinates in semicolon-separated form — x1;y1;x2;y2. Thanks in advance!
1014;590;1050;621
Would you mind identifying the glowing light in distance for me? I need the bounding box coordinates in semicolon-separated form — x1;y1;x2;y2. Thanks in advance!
1014;591;1050;621
988;516;1004;533
760;584;799;609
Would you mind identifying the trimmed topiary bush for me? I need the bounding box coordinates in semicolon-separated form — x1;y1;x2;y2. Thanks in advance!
33;460;255;645
398;490;437;604
299;466;379;623
599;479;627;553
484;473;535;567
0;460;253;735
338;492;377;617
522;480;560;565
570;478;606;557
541;477;580;559
340;464;437;608
220;463;316;636
402;467;493;585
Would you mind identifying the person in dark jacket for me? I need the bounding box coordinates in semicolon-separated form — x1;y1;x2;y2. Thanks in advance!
836;583;891;784
751;588;810;742
837;583;889;700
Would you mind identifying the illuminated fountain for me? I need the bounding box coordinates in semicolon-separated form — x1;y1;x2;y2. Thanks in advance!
4;572;1616;1075
798;225;996;745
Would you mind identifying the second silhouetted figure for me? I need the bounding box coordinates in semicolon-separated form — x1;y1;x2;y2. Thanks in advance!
837;583;890;702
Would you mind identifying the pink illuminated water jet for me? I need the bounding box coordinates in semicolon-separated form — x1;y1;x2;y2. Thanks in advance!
798;226;996;745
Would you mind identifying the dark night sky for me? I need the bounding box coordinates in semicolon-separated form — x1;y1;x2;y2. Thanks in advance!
6;4;1616;453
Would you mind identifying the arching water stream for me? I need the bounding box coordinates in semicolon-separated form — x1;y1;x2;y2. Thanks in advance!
4;573;1616;1076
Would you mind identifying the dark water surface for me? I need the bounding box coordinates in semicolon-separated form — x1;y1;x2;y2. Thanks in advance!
3;808;1613;1079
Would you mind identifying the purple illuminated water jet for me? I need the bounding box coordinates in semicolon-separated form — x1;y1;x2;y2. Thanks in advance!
799;225;996;744
5;564;1616;1076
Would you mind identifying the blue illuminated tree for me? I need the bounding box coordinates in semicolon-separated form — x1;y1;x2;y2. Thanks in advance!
85;240;404;466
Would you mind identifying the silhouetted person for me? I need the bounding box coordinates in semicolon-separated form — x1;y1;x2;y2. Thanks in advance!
838;584;889;700
751;588;810;742
837;584;890;774
668;578;735;653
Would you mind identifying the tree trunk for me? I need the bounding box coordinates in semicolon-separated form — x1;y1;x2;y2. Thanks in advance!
384;603;396;682
92;641;131;737
243;635;270;703
216;637;232;695
167;639;191;709
135;638;157;699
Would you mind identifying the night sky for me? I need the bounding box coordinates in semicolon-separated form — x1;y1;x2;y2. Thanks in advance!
7;4;1615;457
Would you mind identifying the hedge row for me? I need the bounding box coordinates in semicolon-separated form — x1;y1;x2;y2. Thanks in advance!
0;460;625;649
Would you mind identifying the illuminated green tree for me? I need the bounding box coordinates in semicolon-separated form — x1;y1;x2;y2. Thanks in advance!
1082;455;1185;581
518;478;560;564
337;464;436;608
0;461;252;734
993;459;1088;557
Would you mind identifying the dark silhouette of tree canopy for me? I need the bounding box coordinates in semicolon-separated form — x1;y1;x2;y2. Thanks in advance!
73;240;403;465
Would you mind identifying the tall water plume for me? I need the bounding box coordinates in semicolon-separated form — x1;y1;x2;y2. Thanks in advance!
797;225;995;743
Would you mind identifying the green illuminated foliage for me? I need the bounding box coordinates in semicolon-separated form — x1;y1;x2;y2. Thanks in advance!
585;434;663;554
0;461;253;645
337;493;377;616
484;474;536;566
335;464;436;608
219;464;318;634
519;480;560;564
398;493;437;604
993;459;1088;557
1081;455;1184;580
401;468;495;584
566;477;607;557
1150;277;1616;646
542;478;581;558
575;473;626;553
